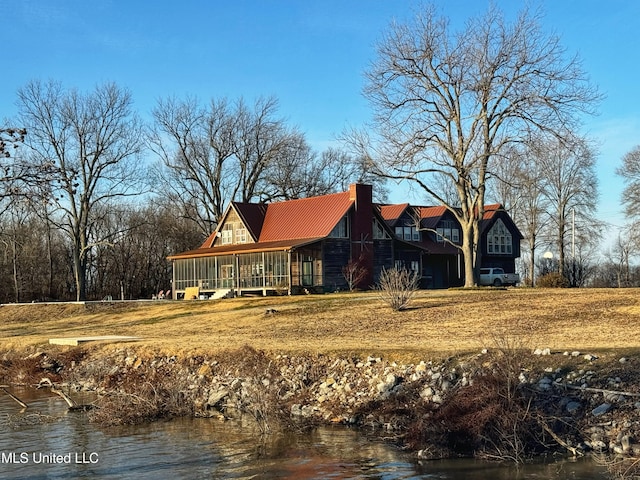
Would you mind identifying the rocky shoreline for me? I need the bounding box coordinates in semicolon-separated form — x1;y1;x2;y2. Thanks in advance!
1;345;639;464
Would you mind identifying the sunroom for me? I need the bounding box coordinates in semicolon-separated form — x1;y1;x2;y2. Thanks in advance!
169;239;324;299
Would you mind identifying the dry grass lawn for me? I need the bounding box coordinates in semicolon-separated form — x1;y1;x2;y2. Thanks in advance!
1;288;639;360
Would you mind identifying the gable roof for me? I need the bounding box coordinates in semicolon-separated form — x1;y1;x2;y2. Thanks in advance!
193;190;355;254
378;203;409;227
418;205;449;230
481;203;524;238
199;202;268;249
234;202;268;240
258;191;353;241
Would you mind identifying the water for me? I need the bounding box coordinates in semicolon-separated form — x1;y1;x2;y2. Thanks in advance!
0;387;610;479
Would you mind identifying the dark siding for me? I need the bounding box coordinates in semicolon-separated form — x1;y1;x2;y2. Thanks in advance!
322;238;351;291
373;239;394;284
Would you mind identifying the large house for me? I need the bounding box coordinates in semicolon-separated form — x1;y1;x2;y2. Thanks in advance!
167;183;522;299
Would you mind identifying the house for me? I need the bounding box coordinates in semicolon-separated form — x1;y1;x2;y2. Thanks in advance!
167;183;522;299
379;202;523;288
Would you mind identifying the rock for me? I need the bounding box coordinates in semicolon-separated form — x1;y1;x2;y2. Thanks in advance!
420;386;433;400
619;357;628;363
571;351;581;357
621;435;631;454
566;401;581;414
207;389;228;408
415;362;427;373
537;377;553;391
533;348;551;355
584;354;598;361
592;403;612;417
589;440;608;451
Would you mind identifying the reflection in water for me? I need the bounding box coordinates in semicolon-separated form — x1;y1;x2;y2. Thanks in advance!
0;387;609;479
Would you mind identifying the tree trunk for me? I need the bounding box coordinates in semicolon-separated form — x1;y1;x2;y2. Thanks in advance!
462;224;476;287
529;244;536;287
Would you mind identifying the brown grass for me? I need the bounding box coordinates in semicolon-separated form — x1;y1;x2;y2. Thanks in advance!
1;288;639;359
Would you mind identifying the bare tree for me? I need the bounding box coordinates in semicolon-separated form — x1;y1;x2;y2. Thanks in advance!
0;127;26;158
17;80;145;301
342;254;369;292
490;143;550;286
536;134;599;278
263;145;388;202
357;4;600;287
150;96;302;236
617;145;640;220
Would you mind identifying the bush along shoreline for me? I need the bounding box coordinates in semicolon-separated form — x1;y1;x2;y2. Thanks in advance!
1;345;640;467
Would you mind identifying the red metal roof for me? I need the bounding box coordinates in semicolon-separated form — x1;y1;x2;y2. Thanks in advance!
378;203;409;226
258;191;353;241
168;238;324;260
418;205;448;229
482;203;502;220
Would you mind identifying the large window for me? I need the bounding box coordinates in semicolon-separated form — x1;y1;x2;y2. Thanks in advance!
487;219;512;255
329;216;349;238
373;218;390;239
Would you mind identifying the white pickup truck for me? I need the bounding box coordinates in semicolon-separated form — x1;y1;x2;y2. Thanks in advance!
479;268;519;287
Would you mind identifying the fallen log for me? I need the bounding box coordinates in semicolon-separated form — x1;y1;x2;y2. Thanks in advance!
0;387;28;409
50;387;77;408
37;378;95;411
559;383;640;398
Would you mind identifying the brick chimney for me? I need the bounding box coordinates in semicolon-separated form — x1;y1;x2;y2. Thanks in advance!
349;183;374;289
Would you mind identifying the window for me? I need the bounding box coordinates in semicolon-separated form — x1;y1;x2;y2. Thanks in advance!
329;216;349;238
487;219;512;255
396;224;420;241
221;229;232;245
235;228;247;244
436;221;460;244
373;219;390;239
410;261;420;272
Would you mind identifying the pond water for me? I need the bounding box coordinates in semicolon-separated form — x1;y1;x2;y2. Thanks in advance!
0;387;610;479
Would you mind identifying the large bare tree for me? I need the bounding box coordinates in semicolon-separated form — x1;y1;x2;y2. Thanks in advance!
490;144;549;286
150;96;301;236
17;80;144;300
536;134;599;278
358;4;600;286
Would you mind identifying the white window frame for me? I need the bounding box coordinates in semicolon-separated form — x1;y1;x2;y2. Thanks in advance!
221;229;233;245
235;228;247;244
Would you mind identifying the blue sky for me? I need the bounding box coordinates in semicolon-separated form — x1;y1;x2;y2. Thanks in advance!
1;0;639;249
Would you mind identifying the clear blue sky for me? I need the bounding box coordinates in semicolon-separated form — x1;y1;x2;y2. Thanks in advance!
1;0;639;249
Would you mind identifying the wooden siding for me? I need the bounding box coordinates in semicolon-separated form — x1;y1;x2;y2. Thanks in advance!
322;238;351;291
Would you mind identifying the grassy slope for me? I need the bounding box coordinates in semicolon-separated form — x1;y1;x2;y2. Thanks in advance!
1;288;639;361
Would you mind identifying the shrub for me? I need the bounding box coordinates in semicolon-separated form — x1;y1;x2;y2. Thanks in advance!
377;267;419;311
536;272;570;288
